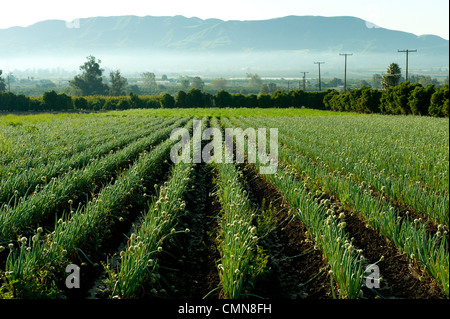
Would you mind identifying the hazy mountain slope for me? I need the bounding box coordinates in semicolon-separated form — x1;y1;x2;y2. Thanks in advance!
1;15;447;76
0;15;447;55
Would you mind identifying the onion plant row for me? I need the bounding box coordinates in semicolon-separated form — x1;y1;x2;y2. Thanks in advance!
208;117;270;299
232;116;448;297
0;117;187;242
0;120;192;298
222;116;366;299
0;115;156;177
260;116;448;195
102;119;205;299
251;116;448;226
0;117;175;206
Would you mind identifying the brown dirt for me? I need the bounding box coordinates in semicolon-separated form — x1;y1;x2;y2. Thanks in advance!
239;163;333;299
341;208;446;299
158;163;222;299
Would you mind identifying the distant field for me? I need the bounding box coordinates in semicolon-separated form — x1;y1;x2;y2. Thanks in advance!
0;107;364;124
0;109;448;300
118;108;366;117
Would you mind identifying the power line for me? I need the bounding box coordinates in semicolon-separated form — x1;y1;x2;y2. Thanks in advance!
340;53;353;93
314;62;325;91
398;49;417;81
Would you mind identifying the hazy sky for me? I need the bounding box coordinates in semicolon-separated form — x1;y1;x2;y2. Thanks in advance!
1;0;449;39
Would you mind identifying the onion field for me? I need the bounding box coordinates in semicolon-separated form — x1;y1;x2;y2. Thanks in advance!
0;109;448;300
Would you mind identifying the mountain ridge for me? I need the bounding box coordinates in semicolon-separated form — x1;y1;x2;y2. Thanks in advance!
0;15;448;76
1;14;448;55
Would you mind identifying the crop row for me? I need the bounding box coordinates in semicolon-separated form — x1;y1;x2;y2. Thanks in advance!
0;119;193;298
230;116;448;297
221;116;368;299
254;116;448;225
102;119;205;298
0;115;158;174
0;117;187;242
0;114;447;299
0;117;177;206
208;117;268;299
262;116;448;194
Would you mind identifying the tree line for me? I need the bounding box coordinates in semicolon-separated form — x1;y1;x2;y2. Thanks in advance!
0;84;448;117
0;88;326;111
323;83;448;117
0;57;448;117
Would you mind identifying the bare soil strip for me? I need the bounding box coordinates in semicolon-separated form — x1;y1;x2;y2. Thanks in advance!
341;207;445;299
157;163;222;299
239;163;333;299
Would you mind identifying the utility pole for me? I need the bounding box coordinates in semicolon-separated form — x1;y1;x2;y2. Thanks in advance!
340;53;352;93
300;72;309;91
398;49;417;81
314;62;324;91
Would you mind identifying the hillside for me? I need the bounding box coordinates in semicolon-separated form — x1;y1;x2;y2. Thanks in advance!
1;15;448;54
0;15;448;76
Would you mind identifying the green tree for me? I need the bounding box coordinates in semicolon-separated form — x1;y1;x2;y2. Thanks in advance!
372;74;382;89
42;90;59;109
232;93;247;108
180;77;190;91
109;70;128;96
323;90;338;110
215;90;232;108
58;93;73;110
160;93;175;108
0;70;6;92
409;84;436;115
260;84;269;95
409;75;439;87
429;85;449;117
357;87;382;113
128;84;141;95
247;73;262;90
142;72;156;91
186;88;204;107
328;77;343;88
211;78;227;91
117;98;131;110
272;90;290;108
357;80;370;88
70;55;108;96
381;63;401;91
74;97;88;110
257;94;273;108
129;93;144;108
267;83;277;94
191;76;204;90
175;90;187;108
